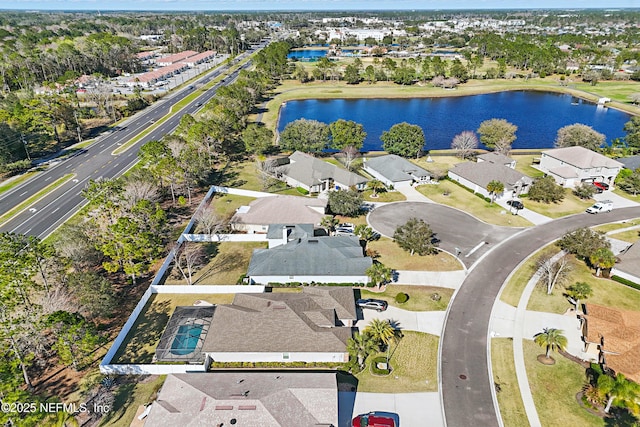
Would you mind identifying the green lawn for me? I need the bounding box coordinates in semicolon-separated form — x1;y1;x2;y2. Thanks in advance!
99;375;166;427
524;339;603;427
522;189;594;218
511;154;545;179
0;171;37;194
527;254;640;314
609;230;640;243
416;181;534;227
355;331;438;393
166;241;267;285
500;245;561;307
492;338;528;427
593;218;640;234
210;193;256;220
360;285;453;311
367;237;463;271
111;293;235;364
362;189;406;202
412;155;465;178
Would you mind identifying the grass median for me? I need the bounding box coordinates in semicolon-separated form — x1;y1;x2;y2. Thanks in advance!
0;173;75;226
0;171;38;195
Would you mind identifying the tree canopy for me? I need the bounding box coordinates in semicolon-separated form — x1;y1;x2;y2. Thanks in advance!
557;227;610;260
477;118;517;149
329;119;366;151
554;123;606;151
279;119;330;153
327;189;363;217
393;217;438;256
380;122;425;158
528;176;564;203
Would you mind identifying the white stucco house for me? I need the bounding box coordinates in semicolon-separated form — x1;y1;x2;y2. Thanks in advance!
274;151;368;193
230;196;327;234
448;156;533;199
247;235;372;285
538;146;624;188
201;288;356;363
362;154;430;188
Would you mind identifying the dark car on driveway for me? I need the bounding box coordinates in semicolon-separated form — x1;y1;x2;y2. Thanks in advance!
506;199;524;210
356;299;388;312
593;181;610;191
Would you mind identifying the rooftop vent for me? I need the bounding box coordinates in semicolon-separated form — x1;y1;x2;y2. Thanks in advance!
308;239;318;243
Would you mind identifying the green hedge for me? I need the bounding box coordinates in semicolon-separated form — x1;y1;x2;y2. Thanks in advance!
395;292;409;304
296;186;309;195
267;282;370;288
611;275;640;291
370;356;391;375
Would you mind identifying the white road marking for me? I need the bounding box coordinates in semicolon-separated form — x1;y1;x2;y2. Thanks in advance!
465;241;487;257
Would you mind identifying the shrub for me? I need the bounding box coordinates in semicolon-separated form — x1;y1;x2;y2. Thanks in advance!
296;186;309;195
430;292;441;301
573;183;595;200
529;176;564;203
395;292;409;304
611;275;640;291
370;356;391;375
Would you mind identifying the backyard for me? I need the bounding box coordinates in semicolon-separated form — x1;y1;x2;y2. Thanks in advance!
111;293;235;364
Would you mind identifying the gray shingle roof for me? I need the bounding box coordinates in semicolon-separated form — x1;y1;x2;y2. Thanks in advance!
449;161;533;190
542;146;624;169
477;152;514;165
364;154;430;183
145;372;338;427
266;224;314;240
231;196;327;226
619;155;640;171
247;236;372;278
278;151;368;187
202;288;355;353
615;243;640;279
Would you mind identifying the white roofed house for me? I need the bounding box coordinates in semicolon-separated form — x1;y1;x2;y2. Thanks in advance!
274;151;368;193
230;196;327;234
538;146;624;188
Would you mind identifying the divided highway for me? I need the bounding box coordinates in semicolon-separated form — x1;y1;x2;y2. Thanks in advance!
0;48;261;239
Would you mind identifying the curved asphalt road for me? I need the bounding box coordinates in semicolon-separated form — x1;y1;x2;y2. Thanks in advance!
0;45;266;239
441;206;640;427
368;202;521;268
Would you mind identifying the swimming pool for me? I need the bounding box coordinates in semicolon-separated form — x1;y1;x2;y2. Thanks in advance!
170;324;204;356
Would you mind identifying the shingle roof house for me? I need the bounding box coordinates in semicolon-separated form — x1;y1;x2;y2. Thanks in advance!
619;155;640;171
247;235;372;285
611;243;640;284
477;152;516;169
448;160;533;199
275;151;368;192
202;287;356;362
363;154;430;188
580;303;640;383
539;146;624;188
144;372;338;427
230;196;327;234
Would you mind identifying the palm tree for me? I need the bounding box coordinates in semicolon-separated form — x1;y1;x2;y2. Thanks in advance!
565;282;593;312
347;331;377;370
366;262;393;290
533;328;568;360
486;180;504;204
320;215;339;236
367;179;385;197
589;247;616;277
365;318;402;362
597;373;640;414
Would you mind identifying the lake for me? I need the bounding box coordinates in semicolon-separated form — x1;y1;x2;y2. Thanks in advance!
277;91;633;151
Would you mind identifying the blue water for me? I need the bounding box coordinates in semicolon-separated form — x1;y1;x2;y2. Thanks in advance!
277;91;632;151
170;324;203;355
288;49;328;59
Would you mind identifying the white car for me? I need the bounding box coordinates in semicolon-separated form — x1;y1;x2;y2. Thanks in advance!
586;200;613;214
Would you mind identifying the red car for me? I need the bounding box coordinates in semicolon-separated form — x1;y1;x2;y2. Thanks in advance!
352;412;396;427
593;181;610;191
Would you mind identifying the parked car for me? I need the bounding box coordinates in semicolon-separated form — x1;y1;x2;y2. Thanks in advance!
352;412;396;427
589;183;604;194
593;181;610;191
586;200;613;214
506;199;524;210
356;299;388;312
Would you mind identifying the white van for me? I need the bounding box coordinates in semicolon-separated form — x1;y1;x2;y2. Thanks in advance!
586;200;613;214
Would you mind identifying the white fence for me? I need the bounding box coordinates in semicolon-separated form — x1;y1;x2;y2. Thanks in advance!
152;285;265;294
100;363;207;375
182;233;267;242
210;185;275;198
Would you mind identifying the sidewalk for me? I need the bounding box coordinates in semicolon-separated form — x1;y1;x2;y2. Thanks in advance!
495;198;553;225
394;270;466;290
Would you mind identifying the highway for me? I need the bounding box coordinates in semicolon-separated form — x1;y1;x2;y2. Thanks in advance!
0;46;263;239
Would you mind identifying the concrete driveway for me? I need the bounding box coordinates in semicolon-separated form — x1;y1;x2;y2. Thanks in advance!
339;391;443;427
368;202;521;268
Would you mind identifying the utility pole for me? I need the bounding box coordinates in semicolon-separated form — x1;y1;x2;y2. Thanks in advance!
21;133;31;162
73;111;82;143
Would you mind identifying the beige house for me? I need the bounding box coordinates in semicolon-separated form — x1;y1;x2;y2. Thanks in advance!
538;146;624;188
230;196;327;234
143;372;339;427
